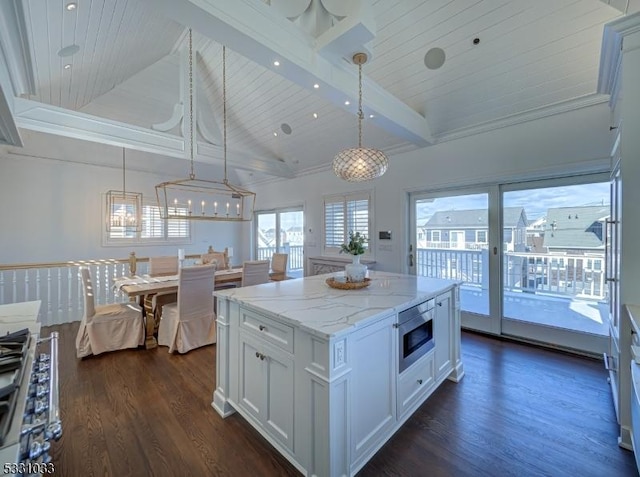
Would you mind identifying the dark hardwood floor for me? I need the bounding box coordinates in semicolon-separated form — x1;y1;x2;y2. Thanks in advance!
44;323;637;477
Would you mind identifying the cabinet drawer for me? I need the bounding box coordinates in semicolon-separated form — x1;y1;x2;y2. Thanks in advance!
240;307;294;353
397;352;434;418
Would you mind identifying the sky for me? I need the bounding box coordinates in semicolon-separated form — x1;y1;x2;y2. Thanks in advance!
416;182;610;224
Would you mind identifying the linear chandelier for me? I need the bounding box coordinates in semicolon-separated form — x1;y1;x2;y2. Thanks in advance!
333;53;389;182
106;147;142;234
155;29;256;222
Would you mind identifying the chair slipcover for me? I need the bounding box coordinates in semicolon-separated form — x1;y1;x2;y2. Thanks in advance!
157;264;217;354
76;267;144;358
241;260;271;287
202;251;228;269
271;253;289;274
148;256;179;326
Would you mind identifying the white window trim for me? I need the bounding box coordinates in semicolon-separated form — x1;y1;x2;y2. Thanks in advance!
323;190;374;256
102;195;192;247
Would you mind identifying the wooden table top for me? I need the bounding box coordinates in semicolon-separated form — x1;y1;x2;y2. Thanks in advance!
115;268;244;298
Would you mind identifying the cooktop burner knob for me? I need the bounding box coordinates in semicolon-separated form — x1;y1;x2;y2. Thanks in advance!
46;421;62;441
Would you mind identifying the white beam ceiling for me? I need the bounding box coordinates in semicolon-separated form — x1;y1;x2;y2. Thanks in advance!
141;0;434;147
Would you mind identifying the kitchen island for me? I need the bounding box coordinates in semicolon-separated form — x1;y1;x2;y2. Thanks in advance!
213;271;463;476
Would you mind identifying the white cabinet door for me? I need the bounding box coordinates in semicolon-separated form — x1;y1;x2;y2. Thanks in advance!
434;291;452;379
263;342;295;451
238;334;266;422
350;313;396;465
237;331;295;452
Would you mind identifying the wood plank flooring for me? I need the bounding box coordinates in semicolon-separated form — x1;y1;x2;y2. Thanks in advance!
44;323;637;476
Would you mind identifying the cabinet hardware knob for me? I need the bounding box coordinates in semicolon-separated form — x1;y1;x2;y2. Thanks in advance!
417;379;423;385
259;325;266;331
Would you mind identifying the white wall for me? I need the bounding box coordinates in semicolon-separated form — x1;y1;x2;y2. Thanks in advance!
252;102;612;274
0;101;612;269
0;137;245;265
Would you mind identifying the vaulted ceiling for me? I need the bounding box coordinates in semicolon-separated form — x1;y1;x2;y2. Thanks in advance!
1;0;638;184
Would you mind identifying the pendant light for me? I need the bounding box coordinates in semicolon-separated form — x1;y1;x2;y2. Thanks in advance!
333;53;389;182
155;29;256;221
106;147;142;234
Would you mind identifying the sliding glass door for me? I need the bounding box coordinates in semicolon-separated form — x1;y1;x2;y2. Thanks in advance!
500;177;609;353
255;207;304;276
409;189;497;333
409;173;610;354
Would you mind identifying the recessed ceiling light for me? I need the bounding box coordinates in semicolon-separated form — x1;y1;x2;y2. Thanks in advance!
57;44;80;57
345;100;350;105
273;60;280;66
64;64;71;70
273;132;278;137
313;113;318;119
65;3;77;11
313;83;319;89
369;114;374;118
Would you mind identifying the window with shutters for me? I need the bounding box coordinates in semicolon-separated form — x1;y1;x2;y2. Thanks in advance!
104;198;190;245
323;192;371;254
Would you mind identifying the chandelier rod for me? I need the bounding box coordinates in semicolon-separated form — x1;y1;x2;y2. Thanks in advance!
188;28;195;180
358;56;363;149
122;147;126;196
223;45;228;184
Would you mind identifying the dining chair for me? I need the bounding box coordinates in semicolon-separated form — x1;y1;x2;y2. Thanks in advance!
201;251;228;270
75;267;144;358
148;256;179;276
241;260;271;287
271;253;289;274
147;256;179;327
157;264;217;353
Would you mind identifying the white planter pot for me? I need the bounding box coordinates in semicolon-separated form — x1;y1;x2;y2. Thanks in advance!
345;255;367;282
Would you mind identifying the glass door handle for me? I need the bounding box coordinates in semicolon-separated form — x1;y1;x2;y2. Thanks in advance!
409;254;414;267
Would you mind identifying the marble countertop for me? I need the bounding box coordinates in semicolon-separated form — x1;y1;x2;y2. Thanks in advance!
0;300;42;336
214;271;458;338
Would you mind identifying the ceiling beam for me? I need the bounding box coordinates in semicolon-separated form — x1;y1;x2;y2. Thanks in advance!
13;97;294;178
0;46;22;146
142;0;433;147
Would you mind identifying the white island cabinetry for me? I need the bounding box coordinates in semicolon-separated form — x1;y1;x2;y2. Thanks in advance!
213;271;463;476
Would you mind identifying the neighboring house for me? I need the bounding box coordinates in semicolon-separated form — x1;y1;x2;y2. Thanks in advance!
420;207;528;252
543;205;609;254
526;216;547;253
285;225;304;245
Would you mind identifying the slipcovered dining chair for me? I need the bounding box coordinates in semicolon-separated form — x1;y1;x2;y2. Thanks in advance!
241;260;270;287
271;253;289;274
201;251;228;270
149;256;179;276
76;267;144;358
147;255;179;328
157;264;217;353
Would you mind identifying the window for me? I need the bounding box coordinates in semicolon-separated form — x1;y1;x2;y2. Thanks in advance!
476;230;487;243
432;231;441;242
254;206;304;274
105;198;190;245
324;192;371;254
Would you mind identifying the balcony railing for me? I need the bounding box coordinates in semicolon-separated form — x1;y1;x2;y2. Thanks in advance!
256;244;304;271
416;248;605;299
0;251;208;326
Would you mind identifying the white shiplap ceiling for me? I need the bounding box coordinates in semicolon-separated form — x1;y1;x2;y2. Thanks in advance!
5;0;637;182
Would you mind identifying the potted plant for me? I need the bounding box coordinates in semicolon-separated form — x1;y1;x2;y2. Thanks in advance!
340;231;368;282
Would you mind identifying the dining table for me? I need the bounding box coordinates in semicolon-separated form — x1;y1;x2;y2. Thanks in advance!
113;268;244;349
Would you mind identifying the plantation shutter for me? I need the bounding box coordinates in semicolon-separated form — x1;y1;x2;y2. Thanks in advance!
142;205;164;239
324;192;370;254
